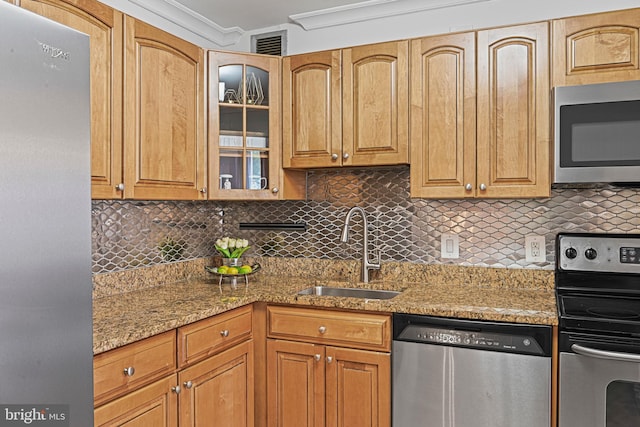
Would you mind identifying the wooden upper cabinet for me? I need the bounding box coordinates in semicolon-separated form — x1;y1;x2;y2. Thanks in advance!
123;17;206;200
410;23;550;199
553;8;640;86
19;0;124;199
476;22;550;198
342;41;409;166
409;32;476;198
283;41;409;169
209;51;290;200
283;50;342;168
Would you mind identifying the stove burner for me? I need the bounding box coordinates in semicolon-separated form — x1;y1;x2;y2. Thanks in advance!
585;307;640;320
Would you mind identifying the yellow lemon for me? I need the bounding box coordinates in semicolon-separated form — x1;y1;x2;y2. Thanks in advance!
239;265;252;274
217;266;229;274
227;267;239;275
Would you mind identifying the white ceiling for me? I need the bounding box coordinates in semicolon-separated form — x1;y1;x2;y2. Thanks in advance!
175;0;365;31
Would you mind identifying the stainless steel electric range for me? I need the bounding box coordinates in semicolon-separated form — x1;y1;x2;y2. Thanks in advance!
556;232;640;427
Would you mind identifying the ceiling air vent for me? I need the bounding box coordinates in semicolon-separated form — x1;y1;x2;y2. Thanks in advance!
251;30;286;56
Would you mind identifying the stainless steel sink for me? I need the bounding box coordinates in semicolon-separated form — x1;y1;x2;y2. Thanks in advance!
297;286;401;300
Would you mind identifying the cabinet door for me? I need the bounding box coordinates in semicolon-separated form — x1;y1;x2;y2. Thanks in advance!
409;32;476;198
20;0;124;199
476;22;550;198
94;374;178;427
343;41;409;167
267;340;325;427
325;347;390;427
209;51;281;200
283;50;342;168
179;340;254;427
123;17;206;200
553;8;640;86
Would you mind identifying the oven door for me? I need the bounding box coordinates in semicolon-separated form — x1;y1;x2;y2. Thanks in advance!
559;333;640;427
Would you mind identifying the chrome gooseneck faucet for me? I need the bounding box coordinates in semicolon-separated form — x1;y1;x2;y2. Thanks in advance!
340;206;380;283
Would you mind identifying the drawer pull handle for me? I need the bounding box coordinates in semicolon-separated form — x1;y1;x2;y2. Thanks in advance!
318;326;326;334
183;381;193;389
123;366;135;376
314;354;321;362
220;330;230;337
172;385;181;394
326;356;333;364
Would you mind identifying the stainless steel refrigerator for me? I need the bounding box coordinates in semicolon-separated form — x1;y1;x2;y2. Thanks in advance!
0;2;93;426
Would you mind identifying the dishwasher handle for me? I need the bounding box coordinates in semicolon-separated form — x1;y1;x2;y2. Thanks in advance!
572;343;640;363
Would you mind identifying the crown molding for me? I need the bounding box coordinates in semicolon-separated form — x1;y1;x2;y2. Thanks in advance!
289;0;492;30
129;0;244;46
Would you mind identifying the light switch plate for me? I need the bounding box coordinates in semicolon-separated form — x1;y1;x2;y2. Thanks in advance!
441;233;459;259
525;235;546;262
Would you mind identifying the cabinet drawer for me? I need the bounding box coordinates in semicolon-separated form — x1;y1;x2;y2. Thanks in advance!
267;305;391;351
94;330;176;406
178;305;253;367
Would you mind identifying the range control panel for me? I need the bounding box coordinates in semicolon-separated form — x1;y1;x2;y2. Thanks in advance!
396;325;545;356
557;233;640;273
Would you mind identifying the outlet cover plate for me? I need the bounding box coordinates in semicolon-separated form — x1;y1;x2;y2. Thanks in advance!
441;233;459;259
525;235;546;262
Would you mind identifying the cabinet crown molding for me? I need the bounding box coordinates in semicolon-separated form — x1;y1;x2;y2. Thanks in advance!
129;0;243;46
290;0;492;30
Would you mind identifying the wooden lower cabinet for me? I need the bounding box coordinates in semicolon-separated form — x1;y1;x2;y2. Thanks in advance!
266;339;390;427
179;340;255;427
267;340;325;427
94;306;255;427
94;374;178;427
325;346;390;427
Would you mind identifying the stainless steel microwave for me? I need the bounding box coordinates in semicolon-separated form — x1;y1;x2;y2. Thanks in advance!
554;80;640;184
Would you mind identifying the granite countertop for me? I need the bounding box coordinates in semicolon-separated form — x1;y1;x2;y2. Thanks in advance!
93;259;557;354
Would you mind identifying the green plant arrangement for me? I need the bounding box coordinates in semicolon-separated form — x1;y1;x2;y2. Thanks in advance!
214;237;250;258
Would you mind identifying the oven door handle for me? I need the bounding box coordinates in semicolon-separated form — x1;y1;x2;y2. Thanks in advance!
572;344;640;363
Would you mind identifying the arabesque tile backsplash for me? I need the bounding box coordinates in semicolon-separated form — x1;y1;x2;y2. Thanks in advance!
92;167;640;274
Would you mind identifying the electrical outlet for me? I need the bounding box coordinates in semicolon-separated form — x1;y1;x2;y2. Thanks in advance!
525;235;546;262
441;233;459;259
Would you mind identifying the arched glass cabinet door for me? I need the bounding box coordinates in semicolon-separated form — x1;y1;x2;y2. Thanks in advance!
210;52;281;200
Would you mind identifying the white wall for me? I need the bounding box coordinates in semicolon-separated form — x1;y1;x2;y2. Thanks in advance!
98;0;639;54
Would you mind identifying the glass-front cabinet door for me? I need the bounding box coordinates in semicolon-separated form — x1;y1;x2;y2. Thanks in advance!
209;52;282;200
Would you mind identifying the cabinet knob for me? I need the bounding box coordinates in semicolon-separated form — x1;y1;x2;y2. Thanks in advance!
183;381;193;389
318;326;326;334
171;385;181;394
342;153;349;160
331;153;339;161
115;183;125;191
465;183;472;191
271;187;279;194
479;183;487;191
123;366;135;376
314;354;321;362
220;329;229;337
326;356;333;364
199;187;207;194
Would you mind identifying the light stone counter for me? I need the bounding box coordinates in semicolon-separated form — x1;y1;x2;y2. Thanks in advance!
93;258;557;354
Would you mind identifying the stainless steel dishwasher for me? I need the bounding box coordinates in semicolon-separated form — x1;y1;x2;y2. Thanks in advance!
393;313;552;427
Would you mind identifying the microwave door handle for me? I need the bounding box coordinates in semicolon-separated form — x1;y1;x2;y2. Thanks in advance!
572;344;640;363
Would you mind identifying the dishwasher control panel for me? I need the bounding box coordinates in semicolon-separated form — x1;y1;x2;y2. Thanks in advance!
396;324;545;356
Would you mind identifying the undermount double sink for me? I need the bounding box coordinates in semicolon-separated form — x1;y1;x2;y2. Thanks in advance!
297;286;401;300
